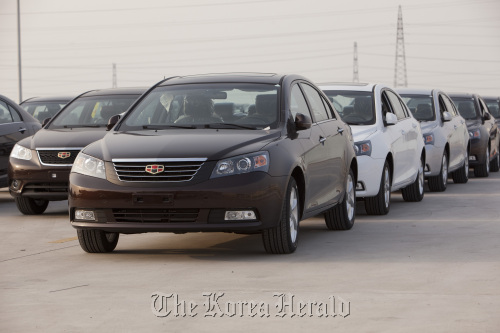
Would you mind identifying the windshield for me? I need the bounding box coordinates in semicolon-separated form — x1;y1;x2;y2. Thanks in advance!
21;101;67;122
484;99;500;118
400;94;435;121
450;97;479;120
49;95;139;129
321;90;374;125
119;83;279;131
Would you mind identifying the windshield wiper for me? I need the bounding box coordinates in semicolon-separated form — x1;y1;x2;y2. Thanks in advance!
63;124;104;128
205;123;258;130
142;124;196;129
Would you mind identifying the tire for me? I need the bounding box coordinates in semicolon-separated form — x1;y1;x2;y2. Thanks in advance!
262;178;299;254
15;197;49;215
428;152;448;192
365;161;391;215
402;157;424;202
474;146;489;177
324;168;356;230
452;149;469;184
490;151;500;172
77;229;119;253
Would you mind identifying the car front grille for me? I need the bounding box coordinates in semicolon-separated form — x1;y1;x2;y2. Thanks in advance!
112;158;206;182
112;208;199;223
37;149;81;165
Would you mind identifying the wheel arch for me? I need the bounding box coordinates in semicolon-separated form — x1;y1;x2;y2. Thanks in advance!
386;152;394;184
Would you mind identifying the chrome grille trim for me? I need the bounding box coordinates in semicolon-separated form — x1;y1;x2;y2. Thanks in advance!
112;158;207;182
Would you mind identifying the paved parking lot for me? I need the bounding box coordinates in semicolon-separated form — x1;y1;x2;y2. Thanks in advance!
1;172;499;332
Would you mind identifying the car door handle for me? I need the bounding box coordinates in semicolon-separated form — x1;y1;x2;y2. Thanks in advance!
18;128;27;133
401;130;406;135
454;125;458;129
412;123;417;128
319;136;326;145
337;127;344;134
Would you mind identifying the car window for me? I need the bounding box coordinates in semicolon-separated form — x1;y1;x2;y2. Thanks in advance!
321;96;336;119
385;90;407;120
0;101;14;124
451;97;478;120
8;105;22;122
122;83;279;131
441;95;457;117
300;83;329;122
381;93;394;119
49;95;139;129
479;99;489;116
485;99;500;118
400;94;435;121
322;90;374;125
290;84;311;120
22;102;66;122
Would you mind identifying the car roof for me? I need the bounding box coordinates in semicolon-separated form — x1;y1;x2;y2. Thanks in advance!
482;96;500;101
318;82;377;92
81;87;148;97
159;73;286;86
447;92;476;99
21;95;75;104
395;88;435;95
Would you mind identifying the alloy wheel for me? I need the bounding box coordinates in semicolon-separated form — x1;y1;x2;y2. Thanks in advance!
346;174;355;221
289;186;299;243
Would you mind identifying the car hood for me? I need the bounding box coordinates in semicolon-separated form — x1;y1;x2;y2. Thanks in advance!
465;119;481;129
351;125;378;142
419;121;437;134
26;128;109;150
86;129;282;161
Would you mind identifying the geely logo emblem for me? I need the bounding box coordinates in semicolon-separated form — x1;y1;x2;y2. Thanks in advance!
145;165;164;174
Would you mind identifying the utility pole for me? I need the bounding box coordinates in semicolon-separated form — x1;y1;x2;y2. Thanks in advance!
112;63;117;88
394;5;407;88
17;0;22;102
353;42;359;83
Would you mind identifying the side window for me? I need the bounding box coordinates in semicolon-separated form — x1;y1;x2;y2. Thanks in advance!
8;105;22;122
381;93;394;119
300;83;330;122
385;90;407;120
441;95;457;116
290;84;311;120
0;101;14;124
321;96;336;119
479;99;489;116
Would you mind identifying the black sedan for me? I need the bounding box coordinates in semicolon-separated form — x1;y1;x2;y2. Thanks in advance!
0;94;41;188
68;73;357;254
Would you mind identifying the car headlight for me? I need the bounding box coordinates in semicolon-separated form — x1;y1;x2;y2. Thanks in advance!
354;141;371;156
72;153;106;179
211;151;269;178
11;144;33;160
469;129;480;139
423;133;434;145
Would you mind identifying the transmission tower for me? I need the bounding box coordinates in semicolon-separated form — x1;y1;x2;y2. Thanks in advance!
112;63;117;88
394;5;407;87
353;42;359;83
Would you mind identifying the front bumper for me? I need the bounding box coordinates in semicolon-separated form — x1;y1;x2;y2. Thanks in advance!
9;156;71;200
423;144;444;177
69;171;288;233
468;136;488;167
354;156;385;198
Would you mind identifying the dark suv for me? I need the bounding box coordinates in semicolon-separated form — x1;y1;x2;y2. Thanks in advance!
9;87;146;214
449;93;500;177
69;73;357;254
483;96;500;127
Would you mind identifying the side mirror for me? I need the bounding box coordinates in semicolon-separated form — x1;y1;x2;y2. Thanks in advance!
442;111;452;122
483;112;491;121
106;114;121;131
41;117;51;127
294;113;312;131
385;113;397;126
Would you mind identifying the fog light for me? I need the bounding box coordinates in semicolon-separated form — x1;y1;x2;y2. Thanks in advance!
224;210;256;221
75;209;96;221
469;155;476;161
11;180;20;190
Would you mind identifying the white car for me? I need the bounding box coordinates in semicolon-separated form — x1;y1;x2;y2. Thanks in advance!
397;88;470;191
320;83;425;215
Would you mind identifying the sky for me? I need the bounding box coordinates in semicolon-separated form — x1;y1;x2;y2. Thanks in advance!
0;0;499;103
